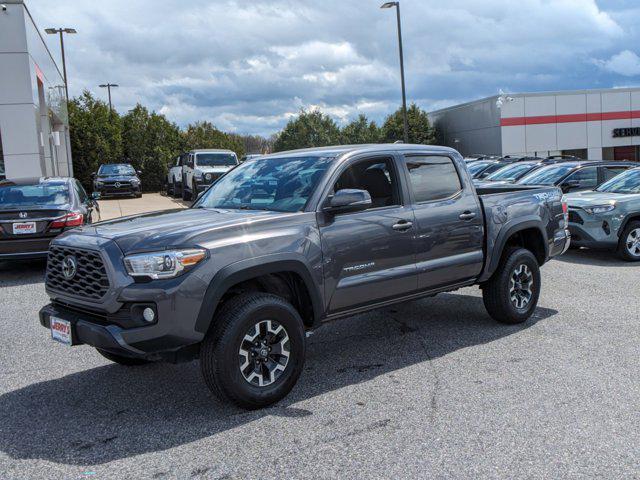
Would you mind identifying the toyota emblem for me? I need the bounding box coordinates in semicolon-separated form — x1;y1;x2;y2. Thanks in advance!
61;255;78;280
115;182;121;188
18;212;28;219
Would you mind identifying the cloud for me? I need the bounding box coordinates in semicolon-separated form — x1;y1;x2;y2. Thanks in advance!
597;50;640;76
25;0;634;136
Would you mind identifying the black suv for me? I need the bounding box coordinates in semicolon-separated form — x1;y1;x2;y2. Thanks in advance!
93;164;142;198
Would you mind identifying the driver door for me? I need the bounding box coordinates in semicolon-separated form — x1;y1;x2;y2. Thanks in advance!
318;156;417;314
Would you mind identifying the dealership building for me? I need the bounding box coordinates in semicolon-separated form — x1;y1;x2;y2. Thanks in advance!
428;87;640;161
0;0;73;179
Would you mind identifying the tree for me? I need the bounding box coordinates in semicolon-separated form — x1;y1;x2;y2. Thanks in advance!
68;91;122;190
182;121;245;159
272;110;340;152
121;104;184;191
340;114;381;145
381;103;436;145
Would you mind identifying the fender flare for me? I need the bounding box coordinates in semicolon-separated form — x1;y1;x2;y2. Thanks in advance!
618;213;640;238
481;219;549;282
194;254;324;334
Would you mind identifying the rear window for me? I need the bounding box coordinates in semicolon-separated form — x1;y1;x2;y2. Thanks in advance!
0;183;70;209
405;156;462;202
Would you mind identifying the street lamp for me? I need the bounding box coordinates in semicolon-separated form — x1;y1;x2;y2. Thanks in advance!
380;1;409;144
44;28;77;102
99;83;119;113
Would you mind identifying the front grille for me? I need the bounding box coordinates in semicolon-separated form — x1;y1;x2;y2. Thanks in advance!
103;181;131;187
568;211;583;225
46;245;110;300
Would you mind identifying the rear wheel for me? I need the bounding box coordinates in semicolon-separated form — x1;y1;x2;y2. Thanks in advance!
617;221;640;261
200;293;306;409
96;348;150;366
482;247;541;324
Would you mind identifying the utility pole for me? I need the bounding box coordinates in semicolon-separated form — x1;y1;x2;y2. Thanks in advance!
44;28;77;102
99;83;119;114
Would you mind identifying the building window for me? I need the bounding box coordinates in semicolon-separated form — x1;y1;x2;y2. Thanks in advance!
561;149;588;159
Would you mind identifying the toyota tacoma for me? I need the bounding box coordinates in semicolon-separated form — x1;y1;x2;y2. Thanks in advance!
39;144;570;408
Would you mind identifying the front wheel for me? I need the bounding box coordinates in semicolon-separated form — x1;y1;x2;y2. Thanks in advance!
200;293;306;409
617;221;640;262
482;247;541;324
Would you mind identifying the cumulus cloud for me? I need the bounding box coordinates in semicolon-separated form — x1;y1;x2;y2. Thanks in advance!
26;0;634;136
597;50;640;76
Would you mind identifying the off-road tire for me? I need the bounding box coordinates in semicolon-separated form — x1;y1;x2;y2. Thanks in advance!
200;293;306;409
617;221;640;262
482;247;541;324
96;348;150;366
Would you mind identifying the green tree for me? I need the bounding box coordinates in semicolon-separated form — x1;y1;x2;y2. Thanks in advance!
182;121;245;159
381;103;436;145
121;104;184;191
340;114;381;145
68;90;122;190
272;109;340;152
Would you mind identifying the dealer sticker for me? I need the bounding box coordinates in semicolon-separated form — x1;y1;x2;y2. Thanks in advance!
50;317;72;346
12;222;36;235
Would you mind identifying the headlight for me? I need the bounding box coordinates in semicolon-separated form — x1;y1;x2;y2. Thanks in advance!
584;205;615;214
131;178;140;186
95;180;104;186
204;173;212;181
124;248;206;279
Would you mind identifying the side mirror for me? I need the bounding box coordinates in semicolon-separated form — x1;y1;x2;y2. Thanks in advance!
137;170;142;175
91;192;101;200
324;189;372;214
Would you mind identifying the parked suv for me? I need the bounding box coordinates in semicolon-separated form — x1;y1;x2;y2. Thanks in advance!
565;167;640;261
166;154;185;197
93;163;142;198
39;144;569;409
517;161;639;193
181;149;239;200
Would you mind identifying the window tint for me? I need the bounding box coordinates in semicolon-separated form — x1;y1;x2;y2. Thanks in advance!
405;156;462;202
603;167;628;181
334;158;398;209
566;167;598;188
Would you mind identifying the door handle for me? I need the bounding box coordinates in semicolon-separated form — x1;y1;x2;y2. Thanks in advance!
392;220;413;231
459;211;477;220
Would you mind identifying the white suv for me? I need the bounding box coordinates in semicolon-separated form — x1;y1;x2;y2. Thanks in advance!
180;149;239;200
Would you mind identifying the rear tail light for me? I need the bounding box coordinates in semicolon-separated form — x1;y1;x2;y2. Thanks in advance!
50;212;84;229
562;201;569;225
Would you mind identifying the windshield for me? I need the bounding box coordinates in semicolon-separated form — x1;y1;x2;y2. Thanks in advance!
486;163;538;181
98;164;135;176
518;165;575;185
193;156;332;212
467;161;493;175
596;169;640;194
0;183;69;209
196;153;237;167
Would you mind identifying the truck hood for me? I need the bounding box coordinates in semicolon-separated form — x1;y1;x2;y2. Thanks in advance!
75;207;291;253
564;190;640;207
196;166;234;174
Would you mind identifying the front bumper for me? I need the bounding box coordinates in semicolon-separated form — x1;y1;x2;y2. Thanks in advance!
567;208;621;249
95;184;141;197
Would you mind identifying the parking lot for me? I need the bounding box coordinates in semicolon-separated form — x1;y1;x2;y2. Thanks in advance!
1;221;638;478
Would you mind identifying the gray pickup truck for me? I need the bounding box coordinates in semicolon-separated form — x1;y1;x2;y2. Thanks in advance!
39;144;570;408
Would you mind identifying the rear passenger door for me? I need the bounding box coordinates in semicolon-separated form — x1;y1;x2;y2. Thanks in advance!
319;156;417;314
402;155;484;290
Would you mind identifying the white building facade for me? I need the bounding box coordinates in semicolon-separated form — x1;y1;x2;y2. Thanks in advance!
0;0;73;179
428;88;640;161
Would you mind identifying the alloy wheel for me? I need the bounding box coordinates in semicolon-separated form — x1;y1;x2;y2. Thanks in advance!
238;319;290;387
509;264;534;310
625;228;640;257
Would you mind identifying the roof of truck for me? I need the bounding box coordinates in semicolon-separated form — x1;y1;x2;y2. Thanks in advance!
262;143;459;159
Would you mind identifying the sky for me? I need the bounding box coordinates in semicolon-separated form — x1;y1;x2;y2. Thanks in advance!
28;0;640;137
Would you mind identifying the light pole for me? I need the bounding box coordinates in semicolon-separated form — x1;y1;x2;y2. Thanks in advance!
44;28;77;102
380;1;409;144
99;83;119;114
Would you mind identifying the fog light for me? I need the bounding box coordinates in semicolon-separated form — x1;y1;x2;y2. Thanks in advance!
142;307;155;323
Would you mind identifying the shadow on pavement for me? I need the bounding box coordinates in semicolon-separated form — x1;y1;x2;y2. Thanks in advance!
556;248;638;268
0;293;557;466
0;258;46;287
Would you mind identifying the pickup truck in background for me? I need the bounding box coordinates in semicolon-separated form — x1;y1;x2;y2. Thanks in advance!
39;144;570;409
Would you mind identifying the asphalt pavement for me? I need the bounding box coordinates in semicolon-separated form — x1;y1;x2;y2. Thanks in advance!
0;250;638;479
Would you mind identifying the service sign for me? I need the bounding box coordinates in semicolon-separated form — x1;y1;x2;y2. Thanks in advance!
612;127;640;138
